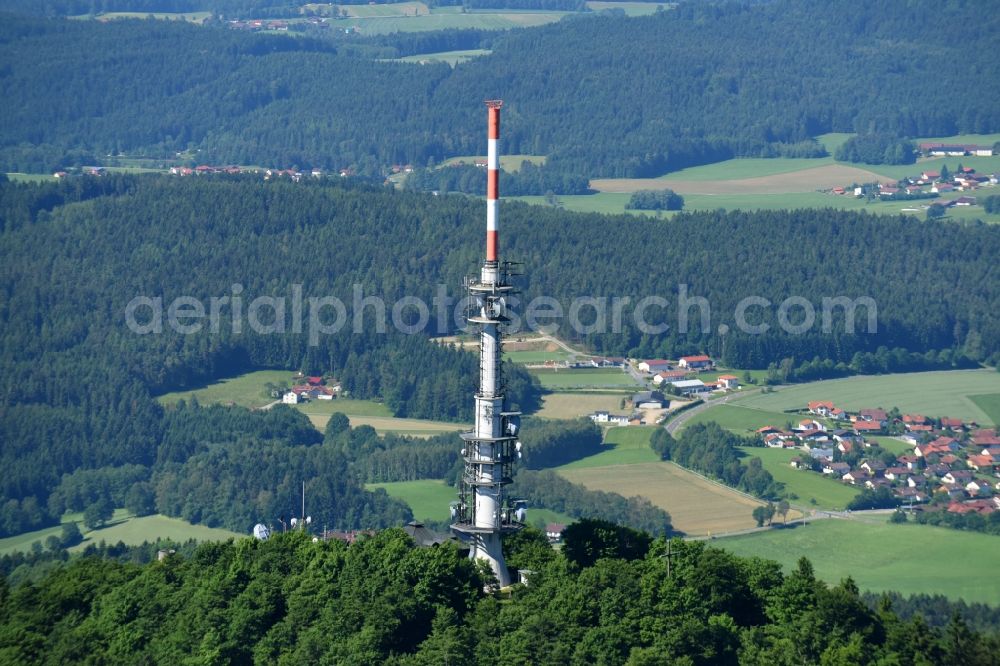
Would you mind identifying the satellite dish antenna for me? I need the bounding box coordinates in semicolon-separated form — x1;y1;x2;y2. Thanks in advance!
306;516;312;524
252;523;270;541
290;517;298;527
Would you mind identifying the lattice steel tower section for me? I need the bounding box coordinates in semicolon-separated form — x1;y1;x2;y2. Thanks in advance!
450;100;524;587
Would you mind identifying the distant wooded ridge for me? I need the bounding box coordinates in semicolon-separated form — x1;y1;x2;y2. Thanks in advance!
0;0;997;179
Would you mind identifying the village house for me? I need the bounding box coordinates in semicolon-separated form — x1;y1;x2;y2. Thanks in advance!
797;419;827;432
842;470;871;485
823;461;850;476
677;355;713;370
652;370;690;386
638;359;672;373
852;420;882;435
716;374;740;390
545;523;566;542
807;400;835;416
590;411;630;426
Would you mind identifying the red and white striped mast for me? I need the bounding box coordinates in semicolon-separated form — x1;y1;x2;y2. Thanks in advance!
451;100;524;587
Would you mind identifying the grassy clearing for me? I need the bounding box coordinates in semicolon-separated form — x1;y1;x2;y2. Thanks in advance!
536;392;626;419
340;11;564;34
869;154;1000;181
306;413;464;437
70;514;240;551
969;393;1000;424
504;350;574;364
867;436;913;456
366;479;574;526
737;447;859;510
718;520;1000;604
394;49;490;66
6;172;57;183
561;461;765;536
915;133;1000;147
294;398;393;418
156;369;295;408
556;426;660;469
335;2;428;17
530;368;640;389
440;154;546;171
72;11;211;22
682;404;798;434
514;191;1000;223
294;397;463;437
732;369;1000;425
0;511;240;556
584;1;672;14
367;480;456;522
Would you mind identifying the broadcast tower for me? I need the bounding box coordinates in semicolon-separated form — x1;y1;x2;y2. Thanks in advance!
450;100;524;587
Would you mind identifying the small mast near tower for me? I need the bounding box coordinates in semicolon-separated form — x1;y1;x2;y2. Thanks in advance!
450;100;524;587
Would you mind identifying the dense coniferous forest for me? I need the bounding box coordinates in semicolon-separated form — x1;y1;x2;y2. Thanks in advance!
1;174;998;537
1;529;998;664
0;1;997;177
404;162;592;196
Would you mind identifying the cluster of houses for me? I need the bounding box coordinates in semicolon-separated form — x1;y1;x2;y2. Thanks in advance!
762;400;1000;516
918;143;994;158
281;376;342;404
834;164;997;208
638;355;741;396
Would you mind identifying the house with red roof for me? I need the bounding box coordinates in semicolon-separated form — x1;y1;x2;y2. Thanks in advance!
638;359;673;373
678;355;713;370
853;421;882;434
716;374;740;390
808;400;835;416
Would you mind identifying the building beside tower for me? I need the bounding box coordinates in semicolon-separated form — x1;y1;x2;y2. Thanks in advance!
450;100;525;587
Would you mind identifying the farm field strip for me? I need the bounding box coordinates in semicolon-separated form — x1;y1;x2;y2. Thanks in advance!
560;461;765;536
718;520;1000;604
731;369;1000;425
367;479;574;527
536;392;627;419
306;413;463;437
0;511;240;556
156;370;296;409
736;447;859;510
681;404;799;433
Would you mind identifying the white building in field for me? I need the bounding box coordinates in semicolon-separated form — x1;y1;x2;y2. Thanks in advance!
282;391;301;404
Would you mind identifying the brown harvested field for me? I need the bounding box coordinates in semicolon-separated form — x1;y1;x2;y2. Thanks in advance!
561;461;771;536
537;392;626;419
307;414;464;437
591;165;889;195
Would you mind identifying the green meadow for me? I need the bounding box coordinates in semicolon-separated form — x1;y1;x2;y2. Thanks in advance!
718;519;1000;604
156;369;296;408
366;479;573;527
736;447;859;510
394;49;491;66
556;426;660;470
681;404;800;434
732;369;1000;425
504;350;575;364
341;10;566;34
0;510;240;557
530;367;641;389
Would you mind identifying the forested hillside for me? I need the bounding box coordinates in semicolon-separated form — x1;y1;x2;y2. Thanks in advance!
1;174;997;539
1;529;997;664
1;0;997;176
